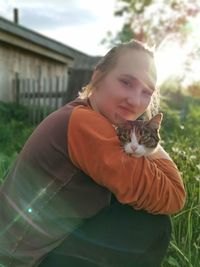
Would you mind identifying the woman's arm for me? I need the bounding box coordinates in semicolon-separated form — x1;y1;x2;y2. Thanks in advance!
68;106;186;215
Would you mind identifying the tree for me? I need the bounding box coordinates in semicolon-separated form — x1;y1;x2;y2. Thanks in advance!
103;0;200;47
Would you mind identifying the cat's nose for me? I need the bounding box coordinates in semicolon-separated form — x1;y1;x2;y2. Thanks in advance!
131;145;138;152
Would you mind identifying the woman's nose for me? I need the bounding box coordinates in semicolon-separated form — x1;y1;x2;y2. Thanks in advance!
126;93;141;107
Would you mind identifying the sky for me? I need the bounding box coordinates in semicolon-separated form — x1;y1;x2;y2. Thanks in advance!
0;0;124;56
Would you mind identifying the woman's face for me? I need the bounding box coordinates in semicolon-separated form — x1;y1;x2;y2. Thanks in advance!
90;49;157;124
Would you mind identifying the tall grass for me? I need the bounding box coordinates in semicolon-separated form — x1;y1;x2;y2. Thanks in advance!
0;102;34;184
161;103;200;267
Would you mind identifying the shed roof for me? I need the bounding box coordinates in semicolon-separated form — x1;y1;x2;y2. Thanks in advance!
0;16;101;69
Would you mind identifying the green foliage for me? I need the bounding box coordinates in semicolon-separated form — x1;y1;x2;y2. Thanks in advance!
104;0;200;49
0;101;30;123
160;101;200;267
114;23;135;44
0;153;17;184
114;0;153;16
0;120;34;155
187;82;200;99
0;102;34;168
28;104;55;124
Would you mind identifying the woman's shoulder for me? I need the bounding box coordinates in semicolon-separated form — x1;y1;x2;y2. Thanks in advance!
71;104;111;127
69;105;116;139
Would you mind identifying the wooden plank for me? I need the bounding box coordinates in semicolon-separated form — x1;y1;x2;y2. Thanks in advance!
42;77;48;119
26;78;31;122
49;76;53;110
61;75;67;106
32;79;36;125
36;77;41;124
15;72;20;104
55;76;59;109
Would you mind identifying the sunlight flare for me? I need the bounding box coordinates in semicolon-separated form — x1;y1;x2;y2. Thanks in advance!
155;40;186;86
154;14;200;87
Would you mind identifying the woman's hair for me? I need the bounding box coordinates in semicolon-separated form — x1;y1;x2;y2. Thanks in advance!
79;39;159;118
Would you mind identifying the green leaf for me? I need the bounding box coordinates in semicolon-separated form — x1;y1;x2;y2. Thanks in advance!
167;256;180;266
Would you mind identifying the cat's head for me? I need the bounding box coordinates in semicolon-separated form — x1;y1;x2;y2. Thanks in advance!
116;113;163;157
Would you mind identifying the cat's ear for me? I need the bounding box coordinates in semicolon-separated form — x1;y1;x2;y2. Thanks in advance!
147;113;163;130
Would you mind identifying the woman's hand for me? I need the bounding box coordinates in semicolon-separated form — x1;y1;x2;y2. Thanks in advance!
146;144;172;161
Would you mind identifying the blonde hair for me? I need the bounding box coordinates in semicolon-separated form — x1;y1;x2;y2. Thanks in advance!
79;39;159;118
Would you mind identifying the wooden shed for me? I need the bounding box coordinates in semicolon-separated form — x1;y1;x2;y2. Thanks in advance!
0;16;101;110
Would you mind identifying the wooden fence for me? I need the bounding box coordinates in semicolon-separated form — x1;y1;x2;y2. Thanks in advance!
12;69;93;125
12;73;68;124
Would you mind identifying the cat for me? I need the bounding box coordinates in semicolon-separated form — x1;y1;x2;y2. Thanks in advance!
116;113;163;157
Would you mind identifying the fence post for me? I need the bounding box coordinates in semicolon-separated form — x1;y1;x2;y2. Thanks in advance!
61;75;67;105
55;76;59;109
43;77;47;118
49;77;53;110
32;79;36;125
14;72;20;104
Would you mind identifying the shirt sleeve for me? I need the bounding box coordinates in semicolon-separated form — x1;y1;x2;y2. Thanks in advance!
68;106;186;215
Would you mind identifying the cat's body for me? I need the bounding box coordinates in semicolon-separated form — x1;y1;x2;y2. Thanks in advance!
116;113;163;157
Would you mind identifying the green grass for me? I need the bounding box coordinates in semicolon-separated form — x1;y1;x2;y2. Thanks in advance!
161;103;200;267
162;141;200;267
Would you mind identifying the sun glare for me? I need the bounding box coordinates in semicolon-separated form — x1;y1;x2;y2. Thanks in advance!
154;14;200;87
155;41;186;86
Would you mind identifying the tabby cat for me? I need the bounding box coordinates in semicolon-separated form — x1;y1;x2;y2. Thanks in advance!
116;113;163;157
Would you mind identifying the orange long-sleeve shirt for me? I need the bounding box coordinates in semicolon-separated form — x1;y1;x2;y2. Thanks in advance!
68;105;186;215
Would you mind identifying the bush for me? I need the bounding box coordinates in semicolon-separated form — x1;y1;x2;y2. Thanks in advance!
0;102;34;168
0;101;30;123
0;120;34;156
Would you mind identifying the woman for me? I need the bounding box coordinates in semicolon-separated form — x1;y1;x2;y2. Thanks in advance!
0;40;185;267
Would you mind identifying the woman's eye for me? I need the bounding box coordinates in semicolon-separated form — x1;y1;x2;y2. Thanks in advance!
120;80;131;87
143;90;152;97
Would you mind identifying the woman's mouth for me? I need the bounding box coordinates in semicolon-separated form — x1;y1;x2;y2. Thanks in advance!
119;106;134;116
